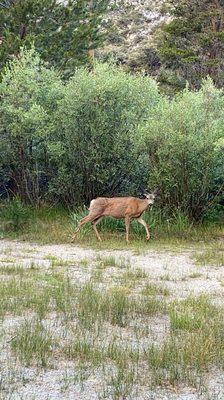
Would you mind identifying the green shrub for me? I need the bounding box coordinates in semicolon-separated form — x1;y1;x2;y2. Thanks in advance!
0;47;63;204
48;62;160;205
0;197;31;231
138;79;224;220
0;46;223;224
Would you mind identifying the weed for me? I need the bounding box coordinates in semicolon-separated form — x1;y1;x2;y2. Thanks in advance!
120;268;147;287
169;295;217;332
11;318;54;367
64;332;103;366
0;258;15;263
76;283;104;329
139;296;167;316
1;202;223;246
95;255;117;268
188;272;203;279
142;282;170;297
0;264;26;276
0;275;52;318
51;258;72;268
105;287;131;327
101;363;136;400
146;319;224;387
0;197;31;232
79;258;89;267
193;243;224;267
91;268;103;282
45;255;72;268
51;274;77;317
61;364;91;392
160;273;173;281
95;255;130;269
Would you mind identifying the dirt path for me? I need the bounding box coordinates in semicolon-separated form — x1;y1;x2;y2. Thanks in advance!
1;239;223;302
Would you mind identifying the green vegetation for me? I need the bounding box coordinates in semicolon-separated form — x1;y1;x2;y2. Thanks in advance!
0;253;223;397
0;2;223;398
11;318;54;367
157;0;224;91
188;272;203;279
147;296;224;387
95;255;130;269
0;47;223;227
0;0;109;76
193;242;224;267
169;295;217;331
142;282;170;297
139;78;224;221
0;202;223;250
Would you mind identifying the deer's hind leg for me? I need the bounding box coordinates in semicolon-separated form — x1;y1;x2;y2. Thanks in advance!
71;213;99;242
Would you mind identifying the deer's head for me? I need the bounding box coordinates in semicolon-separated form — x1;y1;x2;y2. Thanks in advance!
143;188;159;204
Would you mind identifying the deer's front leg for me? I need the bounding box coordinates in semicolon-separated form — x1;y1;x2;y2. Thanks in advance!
92;216;103;242
137;217;150;240
125;215;130;243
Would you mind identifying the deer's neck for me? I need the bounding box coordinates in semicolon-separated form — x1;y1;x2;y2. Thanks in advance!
140;198;151;212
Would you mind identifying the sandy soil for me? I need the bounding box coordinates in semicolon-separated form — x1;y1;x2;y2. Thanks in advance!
0;239;224;400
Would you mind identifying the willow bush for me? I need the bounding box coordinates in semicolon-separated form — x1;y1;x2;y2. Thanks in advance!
0;47;223;222
0;47;63;204
47;63;161;205
138;79;224;220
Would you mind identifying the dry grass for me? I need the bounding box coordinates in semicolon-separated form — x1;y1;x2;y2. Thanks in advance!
193;242;224;267
0;251;223;399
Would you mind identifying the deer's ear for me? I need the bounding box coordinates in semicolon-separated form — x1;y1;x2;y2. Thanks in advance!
153;188;159;196
139;186;146;193
139;186;148;197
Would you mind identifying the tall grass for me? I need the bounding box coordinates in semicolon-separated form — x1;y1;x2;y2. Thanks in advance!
71;207;194;238
0;201;223;245
147;296;224;387
11;318;54;367
0;200;70;243
70;206;224;247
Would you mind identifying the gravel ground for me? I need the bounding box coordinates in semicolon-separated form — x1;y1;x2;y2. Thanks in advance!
0;239;224;400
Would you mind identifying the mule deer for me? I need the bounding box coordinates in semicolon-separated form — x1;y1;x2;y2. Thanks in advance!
72;189;157;243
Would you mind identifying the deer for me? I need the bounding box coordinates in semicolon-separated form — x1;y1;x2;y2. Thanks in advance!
71;189;158;243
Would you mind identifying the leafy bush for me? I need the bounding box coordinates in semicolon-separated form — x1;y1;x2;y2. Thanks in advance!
0;47;63;204
138;79;224;220
0;47;223;224
0;197;31;231
48;62;160;205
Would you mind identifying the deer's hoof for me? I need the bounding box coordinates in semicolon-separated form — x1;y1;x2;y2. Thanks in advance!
146;236;150;241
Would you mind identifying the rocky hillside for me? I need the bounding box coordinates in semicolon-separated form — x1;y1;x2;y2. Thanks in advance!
99;0;170;72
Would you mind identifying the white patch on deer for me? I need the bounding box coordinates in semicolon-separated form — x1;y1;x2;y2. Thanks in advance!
89;199;96;210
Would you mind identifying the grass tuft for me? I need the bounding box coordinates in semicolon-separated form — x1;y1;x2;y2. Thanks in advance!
169;295;216;332
11;318;54;367
193;243;224;267
142;282;170;297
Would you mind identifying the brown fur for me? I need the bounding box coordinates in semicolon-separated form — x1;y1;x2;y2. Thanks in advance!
72;193;156;243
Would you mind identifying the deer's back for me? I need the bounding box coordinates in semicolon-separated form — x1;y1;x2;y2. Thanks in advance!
89;197;144;219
